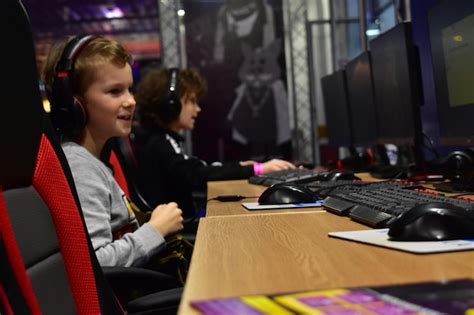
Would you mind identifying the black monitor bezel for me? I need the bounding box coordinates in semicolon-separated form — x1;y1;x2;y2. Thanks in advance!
428;0;474;146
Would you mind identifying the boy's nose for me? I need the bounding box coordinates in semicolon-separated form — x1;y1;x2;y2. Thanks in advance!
125;95;136;107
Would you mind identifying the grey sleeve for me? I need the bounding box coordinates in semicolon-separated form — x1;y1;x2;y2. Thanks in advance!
67;153;165;267
95;223;165;267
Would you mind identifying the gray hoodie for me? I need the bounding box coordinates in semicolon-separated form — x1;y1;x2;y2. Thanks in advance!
62;142;165;267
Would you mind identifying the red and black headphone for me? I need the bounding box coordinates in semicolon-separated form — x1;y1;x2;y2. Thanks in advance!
49;34;99;140
336;148;376;171
158;68;182;124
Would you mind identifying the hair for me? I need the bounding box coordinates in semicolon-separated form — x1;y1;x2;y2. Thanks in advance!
42;35;132;102
135;68;207;129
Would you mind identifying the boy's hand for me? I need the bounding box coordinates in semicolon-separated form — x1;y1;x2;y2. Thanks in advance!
149;202;184;237
239;160;256;166
262;159;296;174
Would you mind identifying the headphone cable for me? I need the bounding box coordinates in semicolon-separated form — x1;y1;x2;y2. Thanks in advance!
207;195;260;202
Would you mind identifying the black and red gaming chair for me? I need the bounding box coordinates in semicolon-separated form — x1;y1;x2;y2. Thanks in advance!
0;0;181;313
102;136;155;215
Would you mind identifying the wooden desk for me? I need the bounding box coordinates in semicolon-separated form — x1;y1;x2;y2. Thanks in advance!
178;211;474;314
206;179;325;217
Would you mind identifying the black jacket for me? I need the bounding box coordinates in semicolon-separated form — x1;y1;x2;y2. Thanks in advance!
136;127;254;218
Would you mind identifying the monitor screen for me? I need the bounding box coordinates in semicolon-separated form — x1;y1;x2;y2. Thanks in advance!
345;50;378;147
320;70;352;147
370;21;423;146
428;0;474;146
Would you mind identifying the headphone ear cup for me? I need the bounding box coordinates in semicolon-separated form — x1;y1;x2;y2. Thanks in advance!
49;35;97;139
430;151;474;180
359;150;376;168
160;68;181;123
168;93;181;120
50;76;86;139
336;150;375;171
447;152;473;179
159;96;181;124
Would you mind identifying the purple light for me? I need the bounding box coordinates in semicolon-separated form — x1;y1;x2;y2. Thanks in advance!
100;6;124;19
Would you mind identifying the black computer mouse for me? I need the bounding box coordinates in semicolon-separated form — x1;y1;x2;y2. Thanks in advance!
325;170;361;181
387;202;474;241
258;183;318;205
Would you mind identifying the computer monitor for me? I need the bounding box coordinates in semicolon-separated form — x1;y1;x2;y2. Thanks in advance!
345;50;377;147
428;0;474;146
320;70;352;147
345;50;395;175
428;0;474;191
370;21;424;167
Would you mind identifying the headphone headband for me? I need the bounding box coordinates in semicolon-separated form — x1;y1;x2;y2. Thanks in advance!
169;68;178;91
56;35;99;73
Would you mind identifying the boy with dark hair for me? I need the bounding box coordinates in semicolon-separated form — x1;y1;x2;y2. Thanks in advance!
135;67;295;218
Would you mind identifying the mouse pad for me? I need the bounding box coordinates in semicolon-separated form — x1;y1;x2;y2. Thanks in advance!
328;229;474;254
242;201;322;211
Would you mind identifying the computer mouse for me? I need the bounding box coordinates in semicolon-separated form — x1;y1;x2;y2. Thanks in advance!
387;202;474;241
258;183;318;205
325;171;361;181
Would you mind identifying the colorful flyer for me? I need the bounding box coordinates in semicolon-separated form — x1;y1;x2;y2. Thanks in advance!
191;278;474;315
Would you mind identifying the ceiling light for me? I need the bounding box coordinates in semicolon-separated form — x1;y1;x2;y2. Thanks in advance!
366;29;380;36
101;5;124;19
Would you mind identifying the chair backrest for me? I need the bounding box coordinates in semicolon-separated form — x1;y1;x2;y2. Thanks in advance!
0;1;124;313
104;140;132;198
102;136;153;212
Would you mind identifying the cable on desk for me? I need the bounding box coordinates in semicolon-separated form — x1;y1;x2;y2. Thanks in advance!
207;195;260;202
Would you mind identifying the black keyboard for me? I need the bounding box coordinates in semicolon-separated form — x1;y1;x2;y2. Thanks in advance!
248;169;331;186
314;181;474;228
307;180;423;197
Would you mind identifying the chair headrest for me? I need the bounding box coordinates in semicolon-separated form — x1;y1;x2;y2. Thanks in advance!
0;0;44;189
